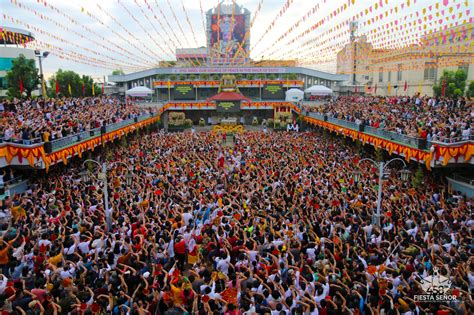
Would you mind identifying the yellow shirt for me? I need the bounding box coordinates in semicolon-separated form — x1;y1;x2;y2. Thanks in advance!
11;206;26;221
0;245;10;265
43;131;50;142
170;284;183;305
48;253;63;266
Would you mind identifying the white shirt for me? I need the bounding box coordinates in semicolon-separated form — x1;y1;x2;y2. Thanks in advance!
78;241;90;254
0;275;8;295
215;255;231;275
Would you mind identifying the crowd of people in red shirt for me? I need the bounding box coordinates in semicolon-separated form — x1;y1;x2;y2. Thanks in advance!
0;129;471;314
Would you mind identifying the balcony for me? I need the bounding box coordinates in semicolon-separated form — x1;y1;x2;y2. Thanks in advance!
0;112;159;169
303;112;473;168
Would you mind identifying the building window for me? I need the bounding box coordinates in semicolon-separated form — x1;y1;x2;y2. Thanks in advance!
365;75;369;80
424;63;436;80
379;67;383;82
458;63;469;77
388;71;392;82
397;64;402;81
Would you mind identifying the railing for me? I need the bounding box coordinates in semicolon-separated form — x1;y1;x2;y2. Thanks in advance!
0;137;43;145
307;112;325;120
306;113;425;149
49;128;102;152
49;112;156;152
450;174;474;185
105;118;135;133
0;175;24;188
364;126;421;148
427;135;474;148
326;116;360;131
305;111;474;150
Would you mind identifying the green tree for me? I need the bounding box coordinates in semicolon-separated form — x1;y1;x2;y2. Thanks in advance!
81;75;98;97
201;73;210;80
257;74;266;80
169;74;177;81
48;69;101;97
433;69;467;97
374;147;384;162
111;69;125;75
467;81;474;97
6;54;40;98
411;166;424;188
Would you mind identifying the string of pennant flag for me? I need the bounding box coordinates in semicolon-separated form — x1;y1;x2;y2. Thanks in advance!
3;0;473;72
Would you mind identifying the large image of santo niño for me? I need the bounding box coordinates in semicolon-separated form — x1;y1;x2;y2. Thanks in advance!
210;14;246;59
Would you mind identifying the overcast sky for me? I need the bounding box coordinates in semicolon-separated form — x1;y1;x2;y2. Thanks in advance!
2;0;470;81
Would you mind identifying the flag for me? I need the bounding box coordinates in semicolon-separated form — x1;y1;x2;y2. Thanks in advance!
417;82;422;94
374;84;377;94
355;85;358;93
19;78;24;95
404;80;408;92
441;79;446;97
387;82;392;94
68;84;72;96
55;80;59;95
82;83;85;96
101;83;104;94
92;83;95;96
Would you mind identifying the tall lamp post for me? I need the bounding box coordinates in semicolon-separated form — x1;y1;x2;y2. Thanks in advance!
34;50;49;97
352;158;411;227
80;159;133;232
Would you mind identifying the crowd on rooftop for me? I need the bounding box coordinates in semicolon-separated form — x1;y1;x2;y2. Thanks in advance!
304;95;473;143
0;98;154;144
0;130;472;315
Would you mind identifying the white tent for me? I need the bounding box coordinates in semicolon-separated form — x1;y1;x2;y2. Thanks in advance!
304;85;333;96
285;88;304;101
125;86;153;97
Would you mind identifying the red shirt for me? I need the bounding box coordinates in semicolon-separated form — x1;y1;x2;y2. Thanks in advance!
174;240;186;255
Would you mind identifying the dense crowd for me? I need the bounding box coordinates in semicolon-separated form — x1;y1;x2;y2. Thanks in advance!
0;130;472;315
304;96;473;143
0;97;153;144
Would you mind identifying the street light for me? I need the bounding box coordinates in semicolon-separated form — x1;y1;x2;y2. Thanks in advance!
82;159;133;232
125;172;133;186
352;158;411;227
352;170;362;183
34;50;49;97
399;169;412;182
79;169;90;182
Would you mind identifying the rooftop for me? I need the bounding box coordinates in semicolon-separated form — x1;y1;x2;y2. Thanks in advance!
0;26;35;45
